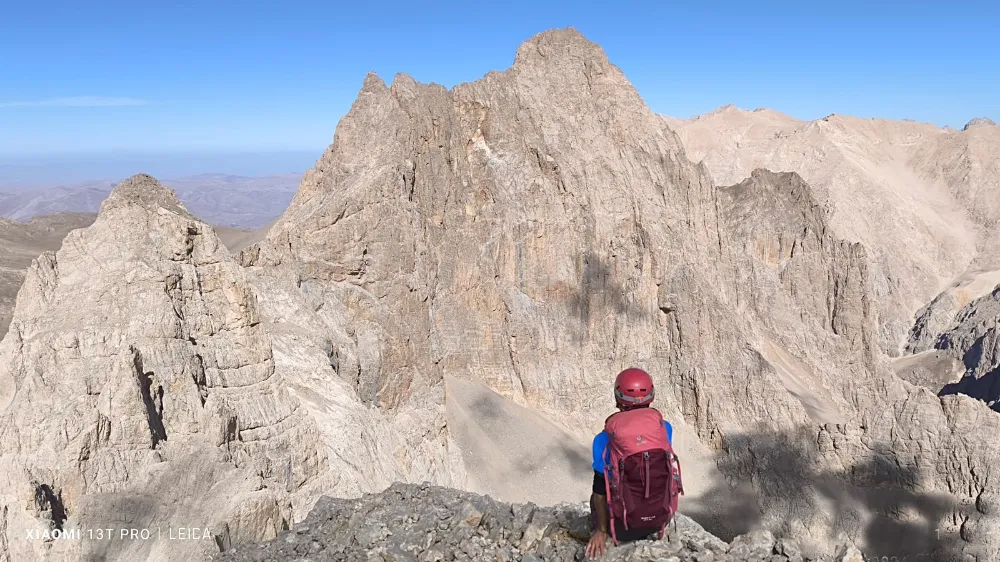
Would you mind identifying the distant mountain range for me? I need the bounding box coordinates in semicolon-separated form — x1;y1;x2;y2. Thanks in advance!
0;172;300;229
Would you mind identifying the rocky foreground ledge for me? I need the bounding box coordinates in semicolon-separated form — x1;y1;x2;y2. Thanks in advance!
214;483;861;562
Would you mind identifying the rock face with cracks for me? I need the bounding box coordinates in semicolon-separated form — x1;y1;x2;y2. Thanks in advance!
1;28;1000;562
0;175;326;562
0;212;95;338
666;106;1000;358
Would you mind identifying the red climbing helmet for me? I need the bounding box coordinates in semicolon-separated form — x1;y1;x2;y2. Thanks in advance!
614;367;654;408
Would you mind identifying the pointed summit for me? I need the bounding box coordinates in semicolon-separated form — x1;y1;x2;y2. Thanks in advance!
964;117;996;131
513;27;611;70
361;71;388;94
706;104;742;117
101;173;193;219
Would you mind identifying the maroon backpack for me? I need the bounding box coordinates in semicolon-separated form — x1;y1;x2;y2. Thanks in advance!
602;407;683;544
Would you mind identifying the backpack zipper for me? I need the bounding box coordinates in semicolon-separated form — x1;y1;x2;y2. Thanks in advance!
643;451;651;499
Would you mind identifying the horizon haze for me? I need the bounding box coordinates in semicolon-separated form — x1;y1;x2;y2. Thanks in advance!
1;1;996;168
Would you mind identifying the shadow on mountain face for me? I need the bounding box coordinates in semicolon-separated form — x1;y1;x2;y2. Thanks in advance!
931;332;1000;410
936;334;1000;408
564;251;647;335
939;368;1000;411
682;426;969;561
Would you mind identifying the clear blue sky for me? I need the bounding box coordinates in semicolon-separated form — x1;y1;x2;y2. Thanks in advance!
0;0;996;175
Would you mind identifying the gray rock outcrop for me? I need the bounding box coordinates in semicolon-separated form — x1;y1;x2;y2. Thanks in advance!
214;483;795;562
964;117;995;131
921;285;1000;409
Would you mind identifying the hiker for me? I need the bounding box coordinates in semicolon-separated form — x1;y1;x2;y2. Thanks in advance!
586;367;683;560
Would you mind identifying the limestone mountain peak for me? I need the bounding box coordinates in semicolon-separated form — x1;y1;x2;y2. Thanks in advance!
100;173;194;219
512;27;607;66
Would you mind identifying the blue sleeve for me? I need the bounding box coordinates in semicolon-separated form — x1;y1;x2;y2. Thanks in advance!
592;431;609;473
663;421;673;443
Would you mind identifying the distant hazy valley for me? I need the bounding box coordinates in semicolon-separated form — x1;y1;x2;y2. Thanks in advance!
0;172;300;229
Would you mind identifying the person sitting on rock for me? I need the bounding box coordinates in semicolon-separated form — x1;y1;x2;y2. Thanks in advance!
586;367;684;560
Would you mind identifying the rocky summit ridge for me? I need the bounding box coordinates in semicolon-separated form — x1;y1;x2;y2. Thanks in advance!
1;27;999;562
666;100;1000;422
215;483;859;562
964;117;995;131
